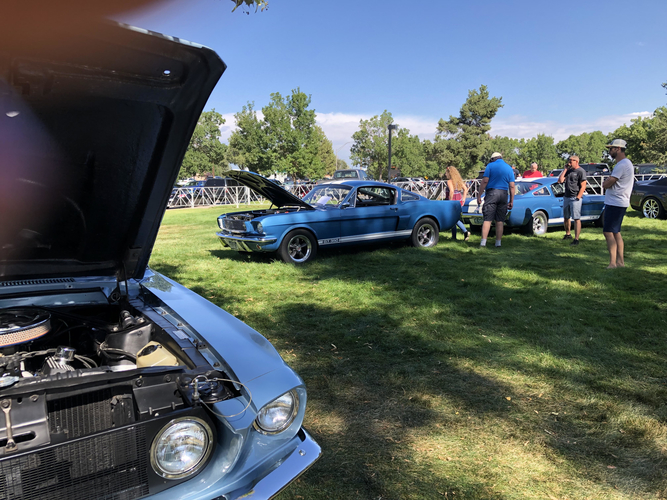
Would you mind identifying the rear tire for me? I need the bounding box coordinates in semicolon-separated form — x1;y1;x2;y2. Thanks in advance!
641;197;664;219
411;217;439;247
279;229;317;264
527;211;548;236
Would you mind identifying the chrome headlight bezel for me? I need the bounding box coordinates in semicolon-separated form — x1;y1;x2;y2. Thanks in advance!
253;390;299;435
150;416;214;480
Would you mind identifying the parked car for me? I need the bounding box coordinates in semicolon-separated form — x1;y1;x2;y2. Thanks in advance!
548;169;563;177
635;163;667;175
0;20;320;500
461;177;605;235
332;168;370;181
579;163;610;176
630;177;667;219
216;171;462;263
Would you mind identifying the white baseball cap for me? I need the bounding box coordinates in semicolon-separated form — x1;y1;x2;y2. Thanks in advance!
606;139;627;148
490;152;502;159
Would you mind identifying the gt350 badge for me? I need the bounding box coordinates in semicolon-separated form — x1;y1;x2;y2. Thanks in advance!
319;238;340;245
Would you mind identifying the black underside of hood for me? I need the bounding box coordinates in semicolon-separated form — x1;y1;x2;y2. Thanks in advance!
224;170;313;209
0;20;225;282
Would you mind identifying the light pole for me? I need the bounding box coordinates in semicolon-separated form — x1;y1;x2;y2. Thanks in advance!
387;123;398;182
335;141;351;173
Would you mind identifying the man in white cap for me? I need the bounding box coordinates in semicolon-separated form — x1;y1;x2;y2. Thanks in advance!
602;139;634;268
477;152;515;247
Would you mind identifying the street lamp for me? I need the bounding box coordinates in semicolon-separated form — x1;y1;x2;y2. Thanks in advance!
335;141;351;172
387;123;398;182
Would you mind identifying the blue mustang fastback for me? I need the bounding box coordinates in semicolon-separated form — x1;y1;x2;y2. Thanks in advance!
461;177;605;235
216;171;462;263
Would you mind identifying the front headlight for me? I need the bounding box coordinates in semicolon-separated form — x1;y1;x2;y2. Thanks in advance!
255;221;263;233
150;417;213;479
218;218;224;230
254;390;299;434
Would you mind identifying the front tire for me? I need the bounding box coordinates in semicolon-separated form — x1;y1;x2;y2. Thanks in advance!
527;211;548;236
279;229;317;264
641;197;664;219
411;217;439;247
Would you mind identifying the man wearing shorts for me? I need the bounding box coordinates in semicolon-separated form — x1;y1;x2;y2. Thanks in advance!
602;139;634;268
558;155;587;245
477;152;515;247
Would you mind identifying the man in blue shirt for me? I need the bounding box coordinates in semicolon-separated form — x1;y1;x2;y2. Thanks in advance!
476;152;515;247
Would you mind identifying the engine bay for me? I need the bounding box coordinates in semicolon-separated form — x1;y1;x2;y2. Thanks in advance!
0;305;184;380
0;302;239;456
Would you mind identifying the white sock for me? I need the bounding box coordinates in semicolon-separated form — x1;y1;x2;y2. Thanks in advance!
495;240;501;247
480;239;487;247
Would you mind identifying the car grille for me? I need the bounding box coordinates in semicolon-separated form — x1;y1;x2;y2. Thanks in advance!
48;387;135;439
0;425;149;500
222;219;247;232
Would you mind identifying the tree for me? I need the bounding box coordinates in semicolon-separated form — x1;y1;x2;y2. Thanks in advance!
555;131;608;164
230;0;269;12
436;85;503;177
350;111;393;180
229;89;329;179
485;136;522;169
262;88;322;179
227;102;266;171
179;110;227;178
521;134;560;172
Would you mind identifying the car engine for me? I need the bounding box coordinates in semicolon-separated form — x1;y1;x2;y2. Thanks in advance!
0;303;238;463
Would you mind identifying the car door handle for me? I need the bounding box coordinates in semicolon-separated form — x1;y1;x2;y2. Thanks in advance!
389;207;398;211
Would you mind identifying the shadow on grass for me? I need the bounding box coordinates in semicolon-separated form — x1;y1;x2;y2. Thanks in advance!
264;234;667;498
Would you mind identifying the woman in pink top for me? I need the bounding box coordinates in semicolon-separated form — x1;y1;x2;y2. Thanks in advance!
446;166;471;241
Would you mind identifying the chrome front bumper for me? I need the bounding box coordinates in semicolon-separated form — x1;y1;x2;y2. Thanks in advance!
216;232;277;252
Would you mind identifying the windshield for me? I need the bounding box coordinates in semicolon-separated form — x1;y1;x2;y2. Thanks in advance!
333;170;359;179
302;185;352;207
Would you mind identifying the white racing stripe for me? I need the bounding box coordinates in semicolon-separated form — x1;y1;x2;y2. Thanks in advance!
318;230;413;246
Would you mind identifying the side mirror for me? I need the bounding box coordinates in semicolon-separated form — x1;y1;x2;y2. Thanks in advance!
340;202;351;209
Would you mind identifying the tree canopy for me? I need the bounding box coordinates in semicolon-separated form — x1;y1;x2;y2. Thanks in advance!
179;110;227;179
227;88;333;180
434;85;504;177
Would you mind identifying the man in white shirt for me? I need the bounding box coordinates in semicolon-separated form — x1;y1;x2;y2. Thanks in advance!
602;139;634;269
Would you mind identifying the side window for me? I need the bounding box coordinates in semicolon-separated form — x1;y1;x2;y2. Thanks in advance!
401;190;420;202
355;187;395;206
532;187;550;196
551;183;565;197
227;178;240;187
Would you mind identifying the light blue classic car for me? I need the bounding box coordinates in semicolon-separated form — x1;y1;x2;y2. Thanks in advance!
216;171;462;263
0;20;319;500
461;177;605;235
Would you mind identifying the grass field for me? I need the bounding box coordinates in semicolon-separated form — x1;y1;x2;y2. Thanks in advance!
151;205;667;500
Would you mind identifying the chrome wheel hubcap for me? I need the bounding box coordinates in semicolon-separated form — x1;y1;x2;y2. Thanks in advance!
643;199;659;218
288;236;312;262
417;223;436;246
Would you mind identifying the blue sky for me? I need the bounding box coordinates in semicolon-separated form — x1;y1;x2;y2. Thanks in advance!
117;0;667;165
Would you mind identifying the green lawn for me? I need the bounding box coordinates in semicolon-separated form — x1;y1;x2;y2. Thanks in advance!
151;205;667;500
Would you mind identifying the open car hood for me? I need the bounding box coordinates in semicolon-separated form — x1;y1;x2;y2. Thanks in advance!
0;20;225;282
224;170;314;209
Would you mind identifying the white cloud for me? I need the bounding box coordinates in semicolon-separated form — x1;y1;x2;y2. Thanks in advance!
490;111;653;141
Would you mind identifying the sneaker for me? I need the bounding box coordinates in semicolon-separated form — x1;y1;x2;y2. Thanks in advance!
563;234;573;240
570;239;579;246
464;231;471;242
